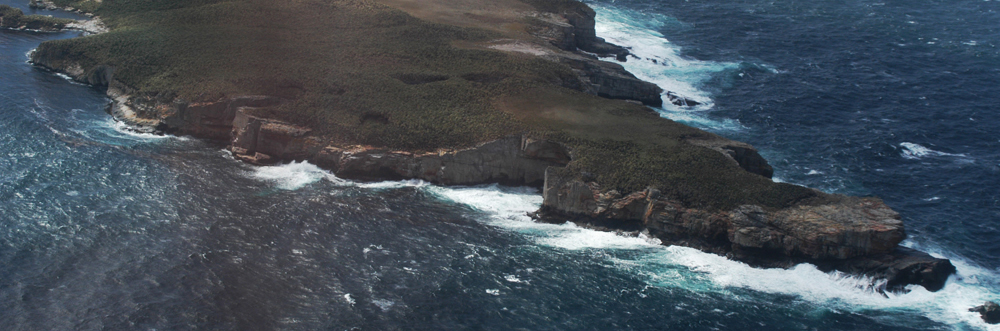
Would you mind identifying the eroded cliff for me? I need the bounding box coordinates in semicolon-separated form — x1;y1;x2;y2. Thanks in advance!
27;0;954;292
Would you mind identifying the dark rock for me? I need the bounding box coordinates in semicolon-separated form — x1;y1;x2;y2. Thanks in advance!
230;108;316;163
666;91;702;107
970;301;1000;324
316;135;571;187
685;136;774;179
551;52;663;107
539;166;954;291
559;4;629;60
527;4;630;61
815;247;955;292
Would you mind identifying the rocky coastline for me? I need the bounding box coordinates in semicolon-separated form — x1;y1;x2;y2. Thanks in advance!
27;0;954;293
0;4;105;34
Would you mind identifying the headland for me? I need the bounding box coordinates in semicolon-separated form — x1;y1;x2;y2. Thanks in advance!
23;0;954;292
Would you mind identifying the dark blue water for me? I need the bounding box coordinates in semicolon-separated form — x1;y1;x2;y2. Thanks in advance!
591;0;1000;269
2;0;998;329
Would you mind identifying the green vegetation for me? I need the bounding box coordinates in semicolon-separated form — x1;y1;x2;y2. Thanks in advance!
504;88;819;209
33;0;581;149
32;0;821;210
30;0;100;12
0;5;74;31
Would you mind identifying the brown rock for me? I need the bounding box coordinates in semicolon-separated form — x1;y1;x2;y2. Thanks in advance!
537;167;953;291
325;135;571;187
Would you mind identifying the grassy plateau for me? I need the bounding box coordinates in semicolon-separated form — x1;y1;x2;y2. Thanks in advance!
30;0;821;210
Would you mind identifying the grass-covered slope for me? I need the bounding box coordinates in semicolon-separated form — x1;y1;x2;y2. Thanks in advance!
0;5;74;30
32;0;820;210
33;0;583;149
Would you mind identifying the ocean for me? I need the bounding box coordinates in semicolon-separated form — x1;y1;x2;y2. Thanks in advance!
0;0;998;329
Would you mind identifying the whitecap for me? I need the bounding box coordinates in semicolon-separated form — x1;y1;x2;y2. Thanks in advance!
588;3;744;132
54;73;87;86
426;183;1000;329
900;142;968;160
371;298;395;311
105;118;175;140
249;161;345;190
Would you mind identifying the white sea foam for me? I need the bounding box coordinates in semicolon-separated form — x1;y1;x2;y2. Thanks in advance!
235;159;999;328
105;118;174;140
588;4;744;132
427;183;1000;329
54;73;87;86
249;161;345;190
356;179;429;190
900;142;968;160
343;293;355;306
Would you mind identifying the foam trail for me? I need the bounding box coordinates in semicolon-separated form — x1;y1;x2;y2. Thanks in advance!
587;3;744;132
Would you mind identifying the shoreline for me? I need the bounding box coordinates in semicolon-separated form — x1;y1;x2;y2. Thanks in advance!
24;0;955;293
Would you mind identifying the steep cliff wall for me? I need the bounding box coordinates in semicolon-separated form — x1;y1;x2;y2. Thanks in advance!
536;166;954;292
26;0;954;293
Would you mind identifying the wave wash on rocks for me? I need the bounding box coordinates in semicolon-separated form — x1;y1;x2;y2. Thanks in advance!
27;0;954;293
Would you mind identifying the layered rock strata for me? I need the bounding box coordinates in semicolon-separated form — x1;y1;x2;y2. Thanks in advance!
536;166;954;292
27;0;954;293
31;58;955;291
971;301;1000;324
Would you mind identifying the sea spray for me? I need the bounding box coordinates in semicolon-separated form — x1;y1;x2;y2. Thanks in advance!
585;2;744;132
425;181;999;329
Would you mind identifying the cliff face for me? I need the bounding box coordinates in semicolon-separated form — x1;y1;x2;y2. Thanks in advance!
524;6;663;106
537;167;954;291
27;0;954;293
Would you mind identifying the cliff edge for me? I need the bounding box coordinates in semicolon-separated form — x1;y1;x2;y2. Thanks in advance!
28;0;954;292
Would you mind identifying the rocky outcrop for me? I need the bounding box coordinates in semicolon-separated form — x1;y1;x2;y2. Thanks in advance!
815;247;955;292
971;301;1000;324
0;5;73;32
527;7;629;61
666;91;701;107
549;52;664;107
1;4;105;34
537;167;955;292
686;136;774;178
230;108;318;164
311;136;571;187
28;0;954;294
